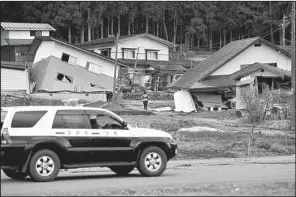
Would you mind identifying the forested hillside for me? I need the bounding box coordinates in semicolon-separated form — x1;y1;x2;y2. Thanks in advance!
1;1;293;50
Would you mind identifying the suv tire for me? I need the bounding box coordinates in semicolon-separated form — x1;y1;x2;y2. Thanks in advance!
28;149;60;182
110;166;134;176
137;146;167;177
2;169;28;180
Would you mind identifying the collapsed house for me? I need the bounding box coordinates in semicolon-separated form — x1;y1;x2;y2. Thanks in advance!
28;36;128;101
228;62;292;110
166;37;291;112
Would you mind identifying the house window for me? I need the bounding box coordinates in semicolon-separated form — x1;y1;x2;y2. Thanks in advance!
61;53;70;62
123;49;136;59
101;49;110;57
146;50;158;60
30;31;42;36
86;61;101;74
56;73;73;83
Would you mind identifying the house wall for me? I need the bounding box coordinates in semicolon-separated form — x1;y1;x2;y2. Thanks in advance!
30;92;107;102
236;83;256;110
211;43;291;76
33;41;119;78
1;68;29;94
30;58;50;90
87;37;170;61
31;56;114;92
1;29;9;45
8;30;50;39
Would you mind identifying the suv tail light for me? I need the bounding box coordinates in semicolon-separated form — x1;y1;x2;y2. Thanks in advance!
1;128;11;144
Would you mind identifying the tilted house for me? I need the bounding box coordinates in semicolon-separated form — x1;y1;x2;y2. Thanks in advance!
166;37;291;112
28;36;128;101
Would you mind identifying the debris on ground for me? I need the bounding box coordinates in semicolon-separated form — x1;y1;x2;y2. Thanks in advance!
178;126;224;132
1;94;64;107
151;107;173;112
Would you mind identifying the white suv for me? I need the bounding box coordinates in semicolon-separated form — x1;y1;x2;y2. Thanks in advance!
1;106;177;182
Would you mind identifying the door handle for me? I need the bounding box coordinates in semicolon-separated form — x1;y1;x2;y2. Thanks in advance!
92;132;100;134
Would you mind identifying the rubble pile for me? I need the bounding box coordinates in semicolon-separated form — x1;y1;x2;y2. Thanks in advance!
1;94;63;107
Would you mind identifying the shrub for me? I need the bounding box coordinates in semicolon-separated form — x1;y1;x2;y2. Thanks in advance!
256;141;272;150
270;143;288;153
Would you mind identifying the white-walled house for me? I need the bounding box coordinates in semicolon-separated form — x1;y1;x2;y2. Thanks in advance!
30;37;128;77
1;22;56;62
167;37;291;111
1;61;30;95
78;33;173;61
28;36;128;100
78;33;188;89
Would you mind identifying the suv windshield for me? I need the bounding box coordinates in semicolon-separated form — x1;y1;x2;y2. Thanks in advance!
1;110;7;130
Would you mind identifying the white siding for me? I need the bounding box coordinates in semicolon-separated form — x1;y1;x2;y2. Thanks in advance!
211;43;291;76
33;41;117;78
87;37;170;61
8;30;50;39
33;41;55;64
1;68;29;93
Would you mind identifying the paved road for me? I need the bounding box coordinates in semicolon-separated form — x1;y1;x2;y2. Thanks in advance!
1;156;295;196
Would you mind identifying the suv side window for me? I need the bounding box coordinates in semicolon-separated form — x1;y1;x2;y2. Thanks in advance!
11;111;47;128
86;111;123;130
52;114;87;129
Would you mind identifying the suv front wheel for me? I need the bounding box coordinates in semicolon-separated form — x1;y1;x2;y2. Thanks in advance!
2;169;28;180
29;149;60;182
137;146;167;177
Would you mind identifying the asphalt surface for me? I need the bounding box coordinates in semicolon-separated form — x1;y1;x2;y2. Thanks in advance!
1;156;295;196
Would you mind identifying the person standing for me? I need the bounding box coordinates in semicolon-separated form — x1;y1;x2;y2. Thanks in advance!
142;91;149;110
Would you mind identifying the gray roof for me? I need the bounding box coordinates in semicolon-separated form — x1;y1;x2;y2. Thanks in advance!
228;62;292;80
77;33;176;48
166;37;291;89
1;22;56;31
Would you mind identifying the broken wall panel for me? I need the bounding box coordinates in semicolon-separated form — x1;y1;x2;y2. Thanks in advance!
174;90;196;113
30;56;113;93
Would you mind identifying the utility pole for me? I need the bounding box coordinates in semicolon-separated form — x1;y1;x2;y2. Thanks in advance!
131;47;140;92
269;1;274;44
112;33;119;104
291;1;295;131
282;14;286;47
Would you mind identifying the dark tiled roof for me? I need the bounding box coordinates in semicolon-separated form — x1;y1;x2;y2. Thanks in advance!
190;75;236;90
77;33;176;47
228;62;292;80
166;37;291;89
1;22;56;31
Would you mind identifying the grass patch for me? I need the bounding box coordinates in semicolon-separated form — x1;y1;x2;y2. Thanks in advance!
122;114;295;160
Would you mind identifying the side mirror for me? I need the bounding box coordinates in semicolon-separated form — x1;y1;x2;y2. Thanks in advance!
122;121;128;128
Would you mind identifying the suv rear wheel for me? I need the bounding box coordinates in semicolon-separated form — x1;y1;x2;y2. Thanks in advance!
110;166;135;176
2;169;28;180
28;149;60;182
137;146;167;177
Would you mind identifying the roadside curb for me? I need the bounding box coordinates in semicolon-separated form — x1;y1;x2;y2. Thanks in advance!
60;155;295;174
